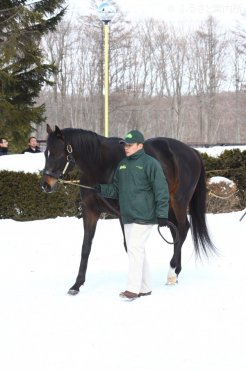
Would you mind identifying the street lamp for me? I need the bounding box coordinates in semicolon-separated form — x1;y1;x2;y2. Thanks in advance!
97;1;116;137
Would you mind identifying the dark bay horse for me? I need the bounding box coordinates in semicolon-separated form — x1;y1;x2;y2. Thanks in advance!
41;124;216;295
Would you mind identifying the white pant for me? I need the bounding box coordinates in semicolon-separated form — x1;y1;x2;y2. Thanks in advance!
124;223;153;294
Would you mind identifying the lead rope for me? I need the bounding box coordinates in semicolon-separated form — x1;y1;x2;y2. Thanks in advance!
57;178;121;217
58;178;179;245
157;221;179;245
57;179;95;189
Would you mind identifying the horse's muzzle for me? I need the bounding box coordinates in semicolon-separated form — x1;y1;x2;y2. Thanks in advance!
41;181;53;193
42;169;62;179
41;170;60;193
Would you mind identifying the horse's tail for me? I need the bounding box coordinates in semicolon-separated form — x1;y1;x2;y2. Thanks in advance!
189;161;217;258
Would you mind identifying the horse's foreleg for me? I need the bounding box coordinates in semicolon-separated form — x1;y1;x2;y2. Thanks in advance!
68;210;99;295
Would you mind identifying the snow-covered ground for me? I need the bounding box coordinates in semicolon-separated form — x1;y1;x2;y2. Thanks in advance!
0;145;246;370
0;213;245;370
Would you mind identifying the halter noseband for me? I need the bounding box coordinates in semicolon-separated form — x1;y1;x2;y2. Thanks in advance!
43;144;75;180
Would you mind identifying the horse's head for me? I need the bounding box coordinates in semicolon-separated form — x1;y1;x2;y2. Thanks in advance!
41;124;74;193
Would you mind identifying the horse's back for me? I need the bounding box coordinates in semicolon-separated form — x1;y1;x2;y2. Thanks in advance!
144;137;202;195
145;137;199;161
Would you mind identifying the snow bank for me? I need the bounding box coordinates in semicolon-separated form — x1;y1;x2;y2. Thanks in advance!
209;176;235;187
0;152;45;173
0;145;245;174
196;145;246;157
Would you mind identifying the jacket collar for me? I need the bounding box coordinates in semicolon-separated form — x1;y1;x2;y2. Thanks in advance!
127;148;145;160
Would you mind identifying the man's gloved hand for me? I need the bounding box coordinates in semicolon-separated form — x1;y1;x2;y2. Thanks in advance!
92;184;101;193
157;218;169;227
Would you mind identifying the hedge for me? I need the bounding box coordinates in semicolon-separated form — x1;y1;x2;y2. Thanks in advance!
0;170;80;220
0;149;245;220
201;149;246;208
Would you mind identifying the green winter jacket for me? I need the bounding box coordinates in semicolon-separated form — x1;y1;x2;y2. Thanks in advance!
100;148;169;224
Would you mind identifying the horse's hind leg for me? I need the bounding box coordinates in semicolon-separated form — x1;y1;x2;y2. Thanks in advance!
68;208;99;295
167;207;190;285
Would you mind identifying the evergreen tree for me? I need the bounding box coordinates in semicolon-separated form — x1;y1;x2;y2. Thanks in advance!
0;0;66;152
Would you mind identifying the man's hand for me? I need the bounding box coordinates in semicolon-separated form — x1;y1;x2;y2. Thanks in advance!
157;218;169;227
92;184;101;193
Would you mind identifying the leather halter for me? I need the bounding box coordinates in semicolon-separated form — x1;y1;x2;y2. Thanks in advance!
43;144;75;179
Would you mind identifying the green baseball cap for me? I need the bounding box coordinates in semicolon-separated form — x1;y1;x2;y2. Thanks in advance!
119;130;145;144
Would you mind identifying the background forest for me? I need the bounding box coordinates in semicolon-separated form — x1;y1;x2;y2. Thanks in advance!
1;1;246;151
37;3;246;145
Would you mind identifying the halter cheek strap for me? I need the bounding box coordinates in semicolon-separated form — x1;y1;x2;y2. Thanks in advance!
43;144;75;179
62;145;74;176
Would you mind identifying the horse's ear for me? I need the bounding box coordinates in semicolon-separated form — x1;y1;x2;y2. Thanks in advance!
54;125;64;140
47;124;53;134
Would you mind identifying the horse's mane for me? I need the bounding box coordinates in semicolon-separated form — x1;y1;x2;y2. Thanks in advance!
62;128;102;165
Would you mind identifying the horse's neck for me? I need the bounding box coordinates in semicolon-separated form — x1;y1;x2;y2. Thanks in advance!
100;142;125;182
73;137;124;184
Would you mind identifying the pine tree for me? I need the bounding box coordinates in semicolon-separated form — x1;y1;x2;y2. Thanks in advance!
0;0;66;152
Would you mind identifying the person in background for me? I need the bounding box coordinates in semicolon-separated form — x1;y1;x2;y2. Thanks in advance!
22;137;41;154
95;129;170;300
0;138;9;156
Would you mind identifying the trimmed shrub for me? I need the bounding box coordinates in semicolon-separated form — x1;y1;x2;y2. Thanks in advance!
201;149;246;208
0;171;80;220
0;149;245;220
206;179;240;213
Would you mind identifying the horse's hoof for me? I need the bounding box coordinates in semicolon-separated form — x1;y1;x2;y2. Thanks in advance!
166;276;178;285
67;289;79;295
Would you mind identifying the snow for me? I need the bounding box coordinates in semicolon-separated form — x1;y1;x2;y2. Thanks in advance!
196;145;246;157
0;152;45;173
0;144;246;173
208;176;235;186
0;213;245;370
0;146;246;370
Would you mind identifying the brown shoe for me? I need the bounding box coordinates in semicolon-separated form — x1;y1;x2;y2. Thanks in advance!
138;291;152;297
119;290;139;300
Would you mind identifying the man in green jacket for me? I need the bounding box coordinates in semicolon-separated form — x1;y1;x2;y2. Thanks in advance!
99;130;169;300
